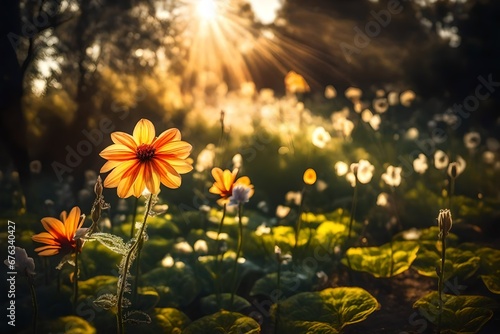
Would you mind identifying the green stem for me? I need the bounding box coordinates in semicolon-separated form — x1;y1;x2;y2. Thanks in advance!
274;261;282;334
215;204;227;309
73;250;79;313
294;188;306;251
348;182;359;241
117;194;153;334
448;177;455;215
28;277;38;334
132;236;144;303
230;203;243;307
438;232;446;333
130;196;139;239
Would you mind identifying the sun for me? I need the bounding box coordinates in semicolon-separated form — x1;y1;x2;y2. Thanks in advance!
197;0;217;21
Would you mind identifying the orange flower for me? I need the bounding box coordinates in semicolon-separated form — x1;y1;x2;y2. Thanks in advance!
209;167;253;206
32;207;85;256
303;168;317;185
99;119;193;198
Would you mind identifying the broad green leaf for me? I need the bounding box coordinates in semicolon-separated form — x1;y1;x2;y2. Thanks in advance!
413;291;495;333
135;287;160;311
250;270;312;299
183;310;260;334
272;287;378;332
412;247;480;281
342;241;419;277
272;225;312;250
142;264;200;307
134;308;191;333
77;275;117;303
314;221;349;252
44;316;96;334
480;274;500;294
475;247;500;294
200;293;251;314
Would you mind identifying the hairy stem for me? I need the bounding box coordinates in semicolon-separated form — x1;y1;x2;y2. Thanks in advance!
117;194;153;334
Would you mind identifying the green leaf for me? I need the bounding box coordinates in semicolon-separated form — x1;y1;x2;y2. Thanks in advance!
200;293;251;314
183;310;260;334
476;247;500;293
142;265;200;307
87;232;128;255
135;287;161;311
413;291;495;333
314;221;349;252
134;308;191;333
272;225;312;251
250;270;313;299
78;275;117;303
342;241;419;277
44;316;96;334
272;287;378;332
412;247;480;281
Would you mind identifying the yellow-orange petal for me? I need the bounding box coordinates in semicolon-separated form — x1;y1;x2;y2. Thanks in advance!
222;170;234;191
145;164;160;196
99;144;136;160
65;206;82;241
153;128;182;148
32;232;56;244
100;160;123;173
133;164;148;197
35;245;61;256
103;160;139;188
153;159;181;189
133;119;156;145
166;159;194;174
40;217;66;241
116;164;142;198
155;141;193;159
111;132;137;150
209;185;222;195
235;176;252;187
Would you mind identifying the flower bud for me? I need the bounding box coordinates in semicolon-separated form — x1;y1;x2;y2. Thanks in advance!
437;209;452;237
94;176;103;197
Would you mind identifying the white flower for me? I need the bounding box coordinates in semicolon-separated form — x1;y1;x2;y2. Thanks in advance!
173;241;193;254
311;126;331;149
276;205;291;218
447;155;466;178
463;132;481;150
285;191;302;206
388;91;399;106
381;165;402;187
373;98;389;113
206;231;228;240
351;159;375;184
369;114;381;130
255;223;271;236
334;161;349;176
193;239;208;254
342;119;355;137
376;192;389;207
229;184;252;206
316;179;328;192
324;85;337;99
232;153;243;169
361;109;373;122
195;144;216;172
434;150;449;170
405;127;419;140
345;87;362;101
345;172;356;187
161;254;174;267
413;154;428;174
400;90;416;107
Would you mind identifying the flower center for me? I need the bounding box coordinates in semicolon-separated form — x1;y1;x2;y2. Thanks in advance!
136;144;156;162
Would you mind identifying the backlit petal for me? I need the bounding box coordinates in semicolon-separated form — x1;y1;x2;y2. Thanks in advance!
35;245;61;256
100;160;122;173
111;132;137;150
99;144;136;161
65;207;82;241
104;160;139;188
133;119;156;145
167;158;194;174
153;128;181;149
133;164;147;197
145;163;160;195
117;165;141;198
156;141;193;159
32;232;57;244
40;217;66;241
